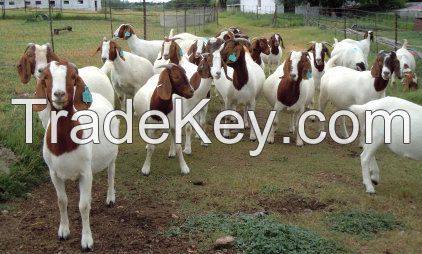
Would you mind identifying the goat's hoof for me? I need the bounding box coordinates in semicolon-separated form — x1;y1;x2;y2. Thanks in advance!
81;246;94;252
106;201;115;208
180;167;190;175
59;235;69;241
81;235;94;252
58;225;70;241
141;172;149;176
183;148;192;155
371;180;379;186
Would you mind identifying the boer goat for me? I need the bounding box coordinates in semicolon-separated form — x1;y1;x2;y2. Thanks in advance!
251;38;270;70
263;51;314;146
261;33;284;75
133;64;194;175
32;61;119;251
319;51;401;146
186;40;206;66
392;39;418;91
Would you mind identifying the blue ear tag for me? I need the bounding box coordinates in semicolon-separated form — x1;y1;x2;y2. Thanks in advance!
119;49;124;58
124;31;131;38
306;70;312;79
179;49;183;56
82;86;92;104
228;53;237;62
202;37;209;43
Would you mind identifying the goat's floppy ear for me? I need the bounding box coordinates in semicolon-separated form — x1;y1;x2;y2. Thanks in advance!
371;56;382;78
306;44;314;52
92;40;103;57
282;53;292;78
157;69;172;100
74;76;92;111
33;77;48;112
391;52;401;79
324;46;331;58
301;53;312;80
115;44;126;61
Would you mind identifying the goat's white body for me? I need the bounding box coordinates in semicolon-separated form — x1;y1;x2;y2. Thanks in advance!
178;38;207;54
214;52;265;139
331;42;366;70
349;96;422;193
261;46;282;75
133;73;190;175
123;34;163;64
110;51;154;110
392;43;417;84
339;35;372;63
99;60;113;75
263;62;315;145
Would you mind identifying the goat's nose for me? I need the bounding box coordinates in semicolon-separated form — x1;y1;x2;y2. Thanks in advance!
38;67;44;73
383;71;390;76
54;90;65;98
101;58;107;63
290;74;297;79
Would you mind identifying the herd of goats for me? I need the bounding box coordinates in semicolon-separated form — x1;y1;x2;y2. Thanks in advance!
15;24;421;250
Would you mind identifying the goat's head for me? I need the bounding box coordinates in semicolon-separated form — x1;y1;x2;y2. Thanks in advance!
197;53;213;79
158;37;183;62
33;61;92;112
402;67;418;91
364;31;374;42
307;41;330;71
156;64;194;100
282;51;312;82
99;40;125;62
17;43;58;83
252;38;270;55
210;43;224;80
228;27;241;34
114;24;135;40
269;33;285;49
187;40;206;65
206;37;225;54
93;37;110;63
216;30;235;41
371;51;400;80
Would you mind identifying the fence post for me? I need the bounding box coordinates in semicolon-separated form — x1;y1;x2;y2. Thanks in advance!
24;1;27;12
375;13;378;52
2;3;5;19
343;14;346;39
203;4;206;31
216;4;219;25
163;3;166;37
256;5;258;19
109;0;112;38
143;0;147;39
175;5;178;33
48;3;55;52
394;13;398;51
272;4;277;27
184;8;187;32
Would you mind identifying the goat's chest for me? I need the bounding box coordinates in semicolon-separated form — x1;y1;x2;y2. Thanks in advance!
43;144;91;180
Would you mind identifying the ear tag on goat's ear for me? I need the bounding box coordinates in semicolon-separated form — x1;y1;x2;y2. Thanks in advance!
228;53;237;62
124;31;131;38
306;70;312;79
82;86;92;104
179;49;183;56
119;49;124;58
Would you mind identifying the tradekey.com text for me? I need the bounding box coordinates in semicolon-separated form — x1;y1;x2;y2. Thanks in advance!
12;98;411;157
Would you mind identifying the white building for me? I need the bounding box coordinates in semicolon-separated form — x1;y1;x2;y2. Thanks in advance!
239;0;283;14
0;0;101;11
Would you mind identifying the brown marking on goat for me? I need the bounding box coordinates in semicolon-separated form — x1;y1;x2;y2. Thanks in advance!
187;41;204;66
190;73;201;90
93;37;108;56
205;38;224;54
108;41;126;62
251;38;270;66
307;43;330;72
403;63;409;69
364;31;374;41
117;24;135;40
46;45;60;63
371;52;400;92
17;44;36;84
269;33;284;55
158;38;182;65
221;40;248;90
403;71;418;91
33;62;89;156
277;52;312;107
150;65;193;121
189;54;212;91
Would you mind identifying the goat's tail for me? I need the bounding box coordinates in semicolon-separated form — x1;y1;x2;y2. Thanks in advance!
402;39;408;49
333;38;338;47
325;53;340;70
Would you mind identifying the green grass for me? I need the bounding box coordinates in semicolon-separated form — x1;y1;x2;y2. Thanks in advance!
1;9;422;253
327;210;404;239
170;213;343;254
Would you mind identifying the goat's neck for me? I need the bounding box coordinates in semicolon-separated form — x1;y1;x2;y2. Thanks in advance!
277;77;301;107
251;48;262;65
127;34;142;49
46;107;82;156
150;88;173;121
229;51;248;90
373;76;389;92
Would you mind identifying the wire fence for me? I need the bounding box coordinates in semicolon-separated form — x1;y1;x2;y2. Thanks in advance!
1;2;218;54
304;8;422;58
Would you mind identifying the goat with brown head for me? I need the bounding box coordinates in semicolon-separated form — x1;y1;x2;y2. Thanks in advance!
190;53;213;90
187;40;206;66
307;41;331;72
113;24;135;40
364;31;374;42
402;66;418;91
220;38;249;87
17;43;60;83
371;51;401;91
96;40;126;62
158;37;183;65
278;51;312;107
251;38;270;66
269;33;285;54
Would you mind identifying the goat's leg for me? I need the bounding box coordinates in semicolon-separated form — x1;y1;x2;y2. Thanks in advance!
141;130;156;176
79;170;93;251
369;156;380;185
171;129;190;175
223;100;232;138
360;145;377;194
244;105;249;129
50;171;70;241
267;109;279;144
318;92;328;132
106;158;116;207
289;114;296;133
183;124;192;155
340;115;350;139
249;100;257;141
295;108;305;146
198;105;209;146
168;135;176;158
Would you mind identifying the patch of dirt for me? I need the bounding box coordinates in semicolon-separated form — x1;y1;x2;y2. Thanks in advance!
0;147;18;175
259;194;329;214
0;178;195;253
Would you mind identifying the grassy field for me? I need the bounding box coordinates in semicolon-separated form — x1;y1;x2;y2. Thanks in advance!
1;9;422;253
